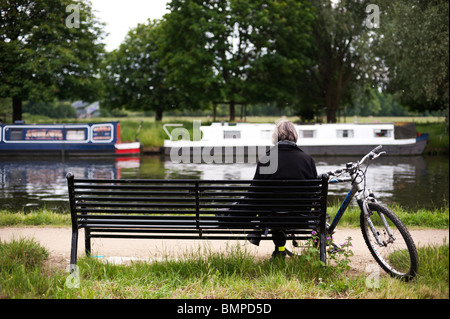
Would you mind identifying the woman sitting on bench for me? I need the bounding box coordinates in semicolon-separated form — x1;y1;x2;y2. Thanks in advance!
250;119;318;259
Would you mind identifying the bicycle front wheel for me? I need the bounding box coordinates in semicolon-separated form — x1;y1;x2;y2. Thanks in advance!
360;202;419;281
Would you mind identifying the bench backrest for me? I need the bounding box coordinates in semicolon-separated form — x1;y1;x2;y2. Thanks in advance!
67;173;328;241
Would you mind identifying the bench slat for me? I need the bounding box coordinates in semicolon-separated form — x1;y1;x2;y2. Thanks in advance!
73;184;197;190
85;234;291;241
75;208;196;214
88;228;315;235
75;214;321;219
74;191;195;196
74;196;321;202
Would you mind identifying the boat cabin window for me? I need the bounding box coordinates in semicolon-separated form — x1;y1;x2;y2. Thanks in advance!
25;129;63;141
337;129;354;138
66;129;87;141
92;125;113;141
299;130;316;138
374;129;392;138
224;130;241;139
9;129;23;140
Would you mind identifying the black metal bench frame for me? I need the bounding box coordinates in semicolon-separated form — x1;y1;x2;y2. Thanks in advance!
66;173;328;266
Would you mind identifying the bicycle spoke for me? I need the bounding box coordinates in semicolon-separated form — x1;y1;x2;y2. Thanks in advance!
361;203;418;280
370;226;410;274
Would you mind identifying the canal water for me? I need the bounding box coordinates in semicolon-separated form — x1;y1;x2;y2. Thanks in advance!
0;155;448;212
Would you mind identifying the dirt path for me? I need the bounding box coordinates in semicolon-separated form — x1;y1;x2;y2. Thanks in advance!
1;226;448;274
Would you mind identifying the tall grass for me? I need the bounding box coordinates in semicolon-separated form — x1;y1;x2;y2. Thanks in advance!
0;238;53;298
0;209;71;227
416;122;449;153
0;238;448;299
118;119;206;150
1;205;448;228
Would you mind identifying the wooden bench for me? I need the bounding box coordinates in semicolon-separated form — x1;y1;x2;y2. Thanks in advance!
66;173;329;266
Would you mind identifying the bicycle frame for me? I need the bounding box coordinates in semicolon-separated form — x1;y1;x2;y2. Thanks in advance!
327;159;395;248
327;173;360;234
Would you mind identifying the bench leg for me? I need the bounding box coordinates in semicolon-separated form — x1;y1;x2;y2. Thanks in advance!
319;229;327;266
84;228;91;256
70;229;78;267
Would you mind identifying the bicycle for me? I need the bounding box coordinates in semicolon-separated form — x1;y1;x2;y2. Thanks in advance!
286;145;419;281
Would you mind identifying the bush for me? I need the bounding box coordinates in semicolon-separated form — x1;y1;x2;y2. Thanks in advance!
23;100;76;119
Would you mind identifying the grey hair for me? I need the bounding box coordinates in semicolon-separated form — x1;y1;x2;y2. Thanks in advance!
272;119;298;144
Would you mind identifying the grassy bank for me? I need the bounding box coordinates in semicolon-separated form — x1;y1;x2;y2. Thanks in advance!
0;237;448;299
1;205;448;229
416;122;449;154
326;204;449;229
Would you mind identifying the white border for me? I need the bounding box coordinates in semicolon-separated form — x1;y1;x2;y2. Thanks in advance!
90;123;114;143
2;125;91;144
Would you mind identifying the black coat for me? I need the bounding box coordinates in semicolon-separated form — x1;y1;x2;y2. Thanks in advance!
253;142;318;181
215;142;318;226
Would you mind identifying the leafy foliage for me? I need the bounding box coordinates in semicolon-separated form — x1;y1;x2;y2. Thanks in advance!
1;0;447;122
101;20;181;121
23;99;76;119
295;0;375;122
374;0;449;115
160;0;315;121
0;0;105;121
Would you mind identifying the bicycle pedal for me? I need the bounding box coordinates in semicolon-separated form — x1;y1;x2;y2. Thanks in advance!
328;247;340;254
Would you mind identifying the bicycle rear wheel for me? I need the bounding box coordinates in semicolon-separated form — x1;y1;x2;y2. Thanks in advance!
360;202;419;281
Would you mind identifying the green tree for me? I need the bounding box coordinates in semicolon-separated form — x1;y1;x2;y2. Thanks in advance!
0;0;105;122
348;85;410;117
158;0;219;115
374;0;449;117
160;0;315;121
101;20;180;121
296;0;373;123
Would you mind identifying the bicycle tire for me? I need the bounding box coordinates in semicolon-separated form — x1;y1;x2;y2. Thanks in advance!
360;202;419;281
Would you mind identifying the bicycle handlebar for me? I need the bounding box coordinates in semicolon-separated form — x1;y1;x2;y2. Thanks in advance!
371;145;383;154
326;145;385;179
361;145;386;164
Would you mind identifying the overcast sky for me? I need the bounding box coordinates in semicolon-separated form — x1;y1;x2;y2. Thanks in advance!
90;0;170;52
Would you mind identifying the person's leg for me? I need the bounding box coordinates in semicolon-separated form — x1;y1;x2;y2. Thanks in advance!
271;229;286;258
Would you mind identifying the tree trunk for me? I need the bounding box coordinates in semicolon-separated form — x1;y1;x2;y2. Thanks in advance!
325;81;337;123
324;77;340;123
155;108;163;121
326;95;339;123
229;100;235;122
12;96;22;123
326;106;337;123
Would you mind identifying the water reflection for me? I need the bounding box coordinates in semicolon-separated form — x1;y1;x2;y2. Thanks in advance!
162;155;445;209
0;155;447;211
0;156;140;210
